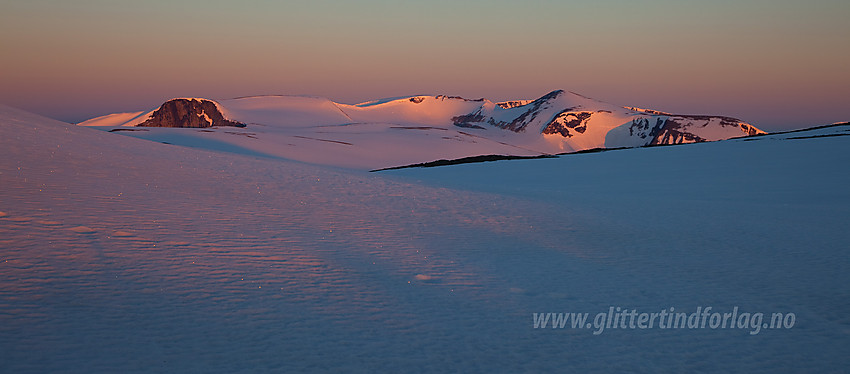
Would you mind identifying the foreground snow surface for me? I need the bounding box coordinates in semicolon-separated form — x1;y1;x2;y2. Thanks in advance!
2;105;849;372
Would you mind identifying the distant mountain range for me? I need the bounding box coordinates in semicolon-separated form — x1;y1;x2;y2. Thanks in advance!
78;90;765;169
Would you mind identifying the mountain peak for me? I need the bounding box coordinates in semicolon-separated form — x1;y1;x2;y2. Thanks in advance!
538;89;566;101
78;91;765;169
138;98;244;128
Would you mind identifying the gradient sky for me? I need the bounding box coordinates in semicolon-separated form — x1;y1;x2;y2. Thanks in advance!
1;0;848;130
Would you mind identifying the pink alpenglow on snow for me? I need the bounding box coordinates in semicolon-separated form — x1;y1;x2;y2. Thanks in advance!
78;90;764;170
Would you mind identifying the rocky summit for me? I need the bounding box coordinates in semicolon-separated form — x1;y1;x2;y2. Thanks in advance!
138;98;244;128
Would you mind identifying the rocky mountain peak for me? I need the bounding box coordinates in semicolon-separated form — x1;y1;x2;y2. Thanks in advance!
138;98;245;128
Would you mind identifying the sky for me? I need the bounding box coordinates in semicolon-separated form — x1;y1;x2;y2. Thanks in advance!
1;0;848;131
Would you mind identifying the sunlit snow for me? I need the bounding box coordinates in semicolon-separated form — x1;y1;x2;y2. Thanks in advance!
2;105;848;372
77;92;763;170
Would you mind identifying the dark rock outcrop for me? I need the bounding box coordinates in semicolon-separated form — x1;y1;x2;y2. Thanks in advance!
626;115;756;145
138;99;245;128
648;117;709;144
435;95;484;102
496;100;532;109
451;109;487;129
542;110;592;138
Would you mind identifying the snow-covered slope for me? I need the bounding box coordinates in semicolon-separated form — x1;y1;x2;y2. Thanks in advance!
3;105;848;373
452;90;762;151
78;91;764;169
76;111;146;127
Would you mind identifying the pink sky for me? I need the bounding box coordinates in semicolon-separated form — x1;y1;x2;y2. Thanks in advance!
1;0;848;131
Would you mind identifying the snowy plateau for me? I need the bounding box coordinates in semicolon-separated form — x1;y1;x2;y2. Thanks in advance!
1;91;849;373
